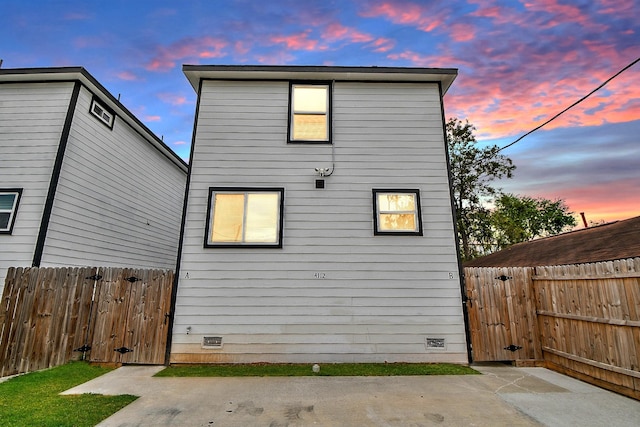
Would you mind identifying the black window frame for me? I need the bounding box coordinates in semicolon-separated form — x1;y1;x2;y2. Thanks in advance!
0;188;23;234
204;187;285;248
372;189;423;236
287;81;332;144
89;96;115;130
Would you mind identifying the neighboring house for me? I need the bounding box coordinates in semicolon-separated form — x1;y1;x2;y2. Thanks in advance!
0;67;188;294
464;215;640;267
170;65;468;364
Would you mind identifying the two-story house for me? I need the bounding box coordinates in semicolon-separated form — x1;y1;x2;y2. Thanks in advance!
169;65;468;364
0;67;188;294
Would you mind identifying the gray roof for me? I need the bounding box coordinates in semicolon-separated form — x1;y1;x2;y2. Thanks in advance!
183;64;458;94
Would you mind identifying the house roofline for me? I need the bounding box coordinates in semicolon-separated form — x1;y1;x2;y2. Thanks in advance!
183;64;458;94
0;67;188;172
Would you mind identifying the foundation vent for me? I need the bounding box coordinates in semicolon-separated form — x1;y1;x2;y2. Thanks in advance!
203;336;223;348
426;337;445;349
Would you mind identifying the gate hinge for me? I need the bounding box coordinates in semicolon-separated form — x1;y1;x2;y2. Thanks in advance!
86;274;102;281
125;276;140;283
504;344;522;352
74;345;91;353
114;346;133;354
496;275;512;282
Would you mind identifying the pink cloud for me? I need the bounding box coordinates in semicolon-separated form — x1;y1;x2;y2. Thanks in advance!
145;115;161;122
546;178;640;223
234;41;250;56
270;31;324;51
145;37;228;71
322;23;374;43
371;37;395;52
360;1;448;33
158;92;189;106
523;0;608;31
116;71;139;81
449;23;475;42
173;140;187;146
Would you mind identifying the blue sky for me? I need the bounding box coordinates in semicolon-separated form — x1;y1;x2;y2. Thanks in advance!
2;0;639;223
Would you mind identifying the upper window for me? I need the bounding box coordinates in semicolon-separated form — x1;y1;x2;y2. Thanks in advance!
205;188;284;248
90;98;115;129
289;83;330;143
0;189;22;234
372;189;423;236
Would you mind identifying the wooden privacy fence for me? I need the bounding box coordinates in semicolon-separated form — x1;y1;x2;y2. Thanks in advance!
465;257;640;400
0;266;174;378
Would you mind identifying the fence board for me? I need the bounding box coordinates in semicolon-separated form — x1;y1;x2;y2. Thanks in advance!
466;257;640;400
1;266;174;377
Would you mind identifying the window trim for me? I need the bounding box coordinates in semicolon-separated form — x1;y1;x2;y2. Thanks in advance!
89;96;115;129
287;81;332;144
204;187;285;248
0;188;23;234
372;189;423;236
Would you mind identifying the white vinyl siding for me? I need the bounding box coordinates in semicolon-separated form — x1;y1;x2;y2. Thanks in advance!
0;82;72;293
39;86;186;269
173;80;466;363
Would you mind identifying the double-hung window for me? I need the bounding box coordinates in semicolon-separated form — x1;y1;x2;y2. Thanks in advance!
372;189;423;236
289;83;330;143
205;187;284;248
0;189;22;234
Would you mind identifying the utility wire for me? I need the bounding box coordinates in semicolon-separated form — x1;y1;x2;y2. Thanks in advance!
498;56;640;152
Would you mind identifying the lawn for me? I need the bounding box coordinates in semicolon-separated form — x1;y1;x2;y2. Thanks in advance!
156;362;479;377
0;361;137;427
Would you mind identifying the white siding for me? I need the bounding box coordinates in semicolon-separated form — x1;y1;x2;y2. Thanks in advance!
39;86;186;270
0;82;72;294
172;80;467;363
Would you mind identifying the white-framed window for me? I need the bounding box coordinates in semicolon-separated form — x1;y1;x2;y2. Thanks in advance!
372;189;423;236
205;187;284;248
90;97;115;129
0;189;22;234
289;83;330;143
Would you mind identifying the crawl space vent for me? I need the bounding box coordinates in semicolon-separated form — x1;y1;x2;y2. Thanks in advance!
202;336;223;348
426;338;445;349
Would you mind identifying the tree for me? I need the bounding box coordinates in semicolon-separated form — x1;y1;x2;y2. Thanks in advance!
490;194;577;249
446;117;515;260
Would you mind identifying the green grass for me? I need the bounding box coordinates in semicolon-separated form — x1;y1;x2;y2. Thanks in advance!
156;362;479;377
0;361;137;427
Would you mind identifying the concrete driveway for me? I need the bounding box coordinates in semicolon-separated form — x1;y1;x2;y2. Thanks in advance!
62;364;640;426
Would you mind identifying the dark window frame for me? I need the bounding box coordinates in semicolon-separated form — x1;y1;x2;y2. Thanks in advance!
89;96;115;129
287;81;332;144
204;187;285;248
372;188;423;236
0;188;23;234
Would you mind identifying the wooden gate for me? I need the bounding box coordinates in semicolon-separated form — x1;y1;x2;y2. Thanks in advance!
1;267;173;377
465;267;542;362
85;268;173;364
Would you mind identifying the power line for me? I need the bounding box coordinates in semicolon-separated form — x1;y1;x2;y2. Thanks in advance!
498;56;640;152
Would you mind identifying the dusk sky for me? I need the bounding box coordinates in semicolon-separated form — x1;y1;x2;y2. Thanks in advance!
2;0;638;224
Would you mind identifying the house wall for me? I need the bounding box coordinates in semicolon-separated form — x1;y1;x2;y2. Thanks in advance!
39;85;187;270
0;82;73;294
171;79;467;363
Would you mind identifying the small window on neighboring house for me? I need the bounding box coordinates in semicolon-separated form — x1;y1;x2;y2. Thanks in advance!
90;98;115;129
0;189;22;234
289;83;330;143
373;189;423;236
205;187;284;248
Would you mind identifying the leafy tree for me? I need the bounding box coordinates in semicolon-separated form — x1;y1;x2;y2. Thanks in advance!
446;118;515;260
490;194;577;249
